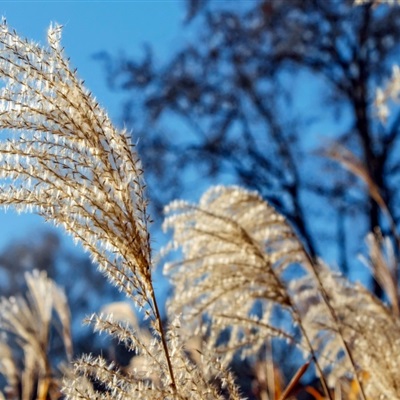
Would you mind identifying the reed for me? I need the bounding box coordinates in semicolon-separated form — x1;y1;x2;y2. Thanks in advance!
0;19;399;400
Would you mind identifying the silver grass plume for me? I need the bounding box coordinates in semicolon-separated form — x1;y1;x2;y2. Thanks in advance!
163;185;400;399
0;22;152;312
162;184;333;397
0;270;72;400
292;265;400;399
361;230;399;315
64;315;242;400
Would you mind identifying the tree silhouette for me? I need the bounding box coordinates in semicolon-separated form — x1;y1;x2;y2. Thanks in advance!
99;0;400;293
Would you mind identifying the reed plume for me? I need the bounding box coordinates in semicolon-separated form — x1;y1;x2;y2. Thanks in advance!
0;270;71;400
164;185;400;399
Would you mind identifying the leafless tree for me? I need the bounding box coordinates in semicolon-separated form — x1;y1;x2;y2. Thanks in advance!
99;0;400;294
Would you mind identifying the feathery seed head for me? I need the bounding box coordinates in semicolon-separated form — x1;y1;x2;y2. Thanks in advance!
0;22;152;307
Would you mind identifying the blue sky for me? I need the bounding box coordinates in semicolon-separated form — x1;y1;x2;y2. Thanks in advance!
0;1;185;250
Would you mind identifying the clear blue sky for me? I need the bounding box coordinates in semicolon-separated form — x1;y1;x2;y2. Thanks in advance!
0;0;185;250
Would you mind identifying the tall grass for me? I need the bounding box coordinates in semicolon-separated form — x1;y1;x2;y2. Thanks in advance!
0;17;399;400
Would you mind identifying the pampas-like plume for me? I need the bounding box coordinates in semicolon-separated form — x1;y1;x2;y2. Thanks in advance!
163;185;333;395
0;22;152;310
164;185;400;399
0;270;72;400
293;265;400;399
163;185;303;352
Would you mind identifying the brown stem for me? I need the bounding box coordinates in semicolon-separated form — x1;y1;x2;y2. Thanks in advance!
150;287;177;394
37;355;52;400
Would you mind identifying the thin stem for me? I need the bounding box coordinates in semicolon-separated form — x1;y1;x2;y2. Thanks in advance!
303;251;367;400
150;287;177;394
289;301;333;400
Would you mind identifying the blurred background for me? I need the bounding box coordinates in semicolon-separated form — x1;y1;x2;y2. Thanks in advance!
1;0;400;396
